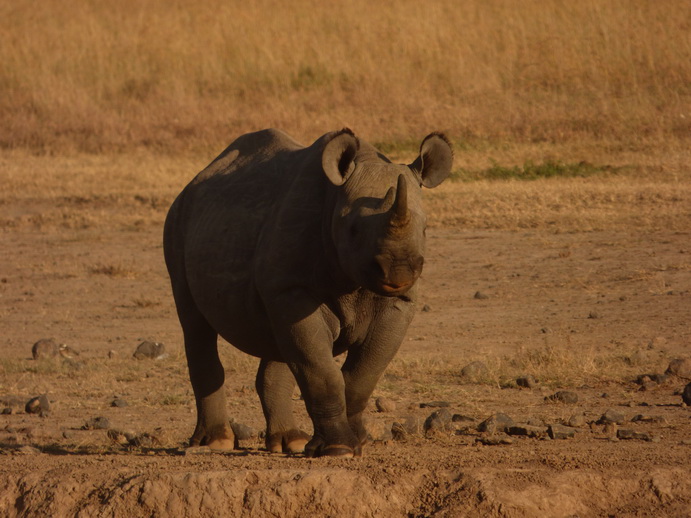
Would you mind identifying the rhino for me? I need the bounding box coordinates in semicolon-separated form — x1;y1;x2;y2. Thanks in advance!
163;128;452;457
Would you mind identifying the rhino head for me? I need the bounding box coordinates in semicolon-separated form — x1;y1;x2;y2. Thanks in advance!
322;130;453;297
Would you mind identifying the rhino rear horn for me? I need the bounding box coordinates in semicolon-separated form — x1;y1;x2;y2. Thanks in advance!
322;129;359;186
409;132;453;188
390;174;410;227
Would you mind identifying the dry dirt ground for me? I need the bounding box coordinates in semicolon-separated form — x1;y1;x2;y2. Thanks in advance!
0;153;690;517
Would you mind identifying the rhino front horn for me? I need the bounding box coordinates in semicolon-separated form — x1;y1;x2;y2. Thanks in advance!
390;174;410;227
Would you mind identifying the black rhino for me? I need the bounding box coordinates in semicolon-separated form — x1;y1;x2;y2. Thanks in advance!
164;128;452;457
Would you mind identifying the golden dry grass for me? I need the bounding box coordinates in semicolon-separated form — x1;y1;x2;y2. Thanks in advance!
1;0;689;153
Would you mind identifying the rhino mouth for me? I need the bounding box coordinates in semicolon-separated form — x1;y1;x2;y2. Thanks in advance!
371;279;414;297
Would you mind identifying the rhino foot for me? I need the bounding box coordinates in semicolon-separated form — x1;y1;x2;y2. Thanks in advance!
304;438;362;458
190;423;235;451
266;429;311;454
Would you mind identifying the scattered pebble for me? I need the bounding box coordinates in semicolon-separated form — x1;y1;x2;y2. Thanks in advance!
616;429;654;441
83;416;110;430
667;358;691;379
635;373;668;385
31;338;60;360
25;395;50;416
229;420;255;441
597;408;626;425
402;416;424;435
133;341;167;360
2;408;12;415
375;397;396;413
111;398;128;408
545;391;579;404
421;304;432;312
588;311;601;319
568;414;587;428
424;408;453;436
548;424;576;440
473;291;489;300
516;375;538;389
460;361;489;382
682;382;691;406
478;413;514;434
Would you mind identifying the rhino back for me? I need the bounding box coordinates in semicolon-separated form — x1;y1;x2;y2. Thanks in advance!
166;129;328;357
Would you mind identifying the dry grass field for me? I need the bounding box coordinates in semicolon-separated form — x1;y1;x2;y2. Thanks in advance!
1;1;690;516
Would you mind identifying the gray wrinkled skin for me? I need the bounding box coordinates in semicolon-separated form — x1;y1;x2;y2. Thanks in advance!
164;129;453;457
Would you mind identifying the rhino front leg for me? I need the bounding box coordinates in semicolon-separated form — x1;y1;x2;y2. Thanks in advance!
342;300;415;446
267;294;360;457
256;359;310;453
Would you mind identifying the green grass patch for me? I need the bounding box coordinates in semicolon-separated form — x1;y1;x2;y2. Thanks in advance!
451;160;616;182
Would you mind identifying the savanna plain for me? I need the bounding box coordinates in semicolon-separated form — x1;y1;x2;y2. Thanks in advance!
1;1;690;516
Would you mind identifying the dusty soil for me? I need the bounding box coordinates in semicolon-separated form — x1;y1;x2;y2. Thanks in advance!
1;161;690;516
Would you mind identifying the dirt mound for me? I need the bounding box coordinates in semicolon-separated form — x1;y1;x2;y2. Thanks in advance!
2;463;689;517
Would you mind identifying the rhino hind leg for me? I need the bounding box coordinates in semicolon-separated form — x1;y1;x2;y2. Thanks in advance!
256;359;310;453
172;278;234;450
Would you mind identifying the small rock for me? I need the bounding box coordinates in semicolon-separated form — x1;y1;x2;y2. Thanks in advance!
635;373;668;385
682;382;691;406
588;311;601;319
2;408;12;415
667;358;691;379
473;291;489;300
568;414;587;428
548;424;576;440
25;395;50;415
375;397;396;413
460;361;489;382
452;414;475;423
403;416;424;435
617;429;653;441
476;435;513;446
62;430;75;440
229;421;255;441
133;341;167;360
603;422;618;437
83;416;110;430
424;408;453;436
108;350;116;359
478;413;514;434
421;304;432;312
507;425;548;438
419;401;450;408
545;391;579;404
111;398;128;408
516;375;538;389
597;408;626;425
31;338;59;360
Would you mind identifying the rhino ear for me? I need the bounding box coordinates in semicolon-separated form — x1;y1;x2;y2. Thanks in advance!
322;129;359;186
409;133;453;188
